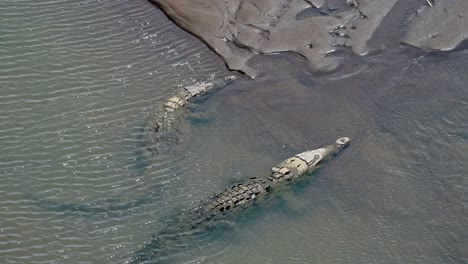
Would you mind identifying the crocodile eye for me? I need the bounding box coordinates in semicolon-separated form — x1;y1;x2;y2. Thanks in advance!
312;154;322;165
337;137;350;145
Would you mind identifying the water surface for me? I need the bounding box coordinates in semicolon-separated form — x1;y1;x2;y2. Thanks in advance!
0;0;467;263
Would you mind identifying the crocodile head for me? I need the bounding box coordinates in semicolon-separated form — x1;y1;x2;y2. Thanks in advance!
269;137;350;182
295;137;350;173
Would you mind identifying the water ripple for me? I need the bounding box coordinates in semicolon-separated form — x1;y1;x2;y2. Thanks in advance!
0;0;227;262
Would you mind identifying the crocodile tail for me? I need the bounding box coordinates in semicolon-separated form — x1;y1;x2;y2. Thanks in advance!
128;224;194;263
128;238;162;263
129;229;178;263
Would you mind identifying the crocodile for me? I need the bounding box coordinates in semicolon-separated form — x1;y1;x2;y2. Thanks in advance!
142;75;237;159
130;137;351;263
25;76;238;218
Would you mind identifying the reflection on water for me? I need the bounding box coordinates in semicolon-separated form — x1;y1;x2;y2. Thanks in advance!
0;1;467;264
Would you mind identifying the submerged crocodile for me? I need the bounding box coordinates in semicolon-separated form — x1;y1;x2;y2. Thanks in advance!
142;75;237;159
26;76;238;217
130;137;351;263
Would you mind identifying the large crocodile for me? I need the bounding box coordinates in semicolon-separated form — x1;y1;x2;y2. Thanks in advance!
130;137;351;263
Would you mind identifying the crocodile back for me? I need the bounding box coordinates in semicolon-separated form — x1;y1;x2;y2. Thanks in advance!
189;177;271;225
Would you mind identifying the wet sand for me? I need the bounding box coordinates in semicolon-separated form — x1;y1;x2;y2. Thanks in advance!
149;0;468;76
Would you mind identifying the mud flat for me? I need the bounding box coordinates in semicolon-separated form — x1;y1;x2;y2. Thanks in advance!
148;0;468;77
403;0;468;51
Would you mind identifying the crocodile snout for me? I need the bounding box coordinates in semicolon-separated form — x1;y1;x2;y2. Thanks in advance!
336;137;351;147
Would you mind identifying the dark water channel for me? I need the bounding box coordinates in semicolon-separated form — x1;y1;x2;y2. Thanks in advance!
1;0;467;263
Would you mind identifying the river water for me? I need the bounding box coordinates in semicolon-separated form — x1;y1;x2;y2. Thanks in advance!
1;0;467;263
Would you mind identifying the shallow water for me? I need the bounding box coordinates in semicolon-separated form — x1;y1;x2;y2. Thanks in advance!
1;1;467;264
183;47;468;264
0;0;227;262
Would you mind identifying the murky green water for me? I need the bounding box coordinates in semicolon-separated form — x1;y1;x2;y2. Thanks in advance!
1;1;467;263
